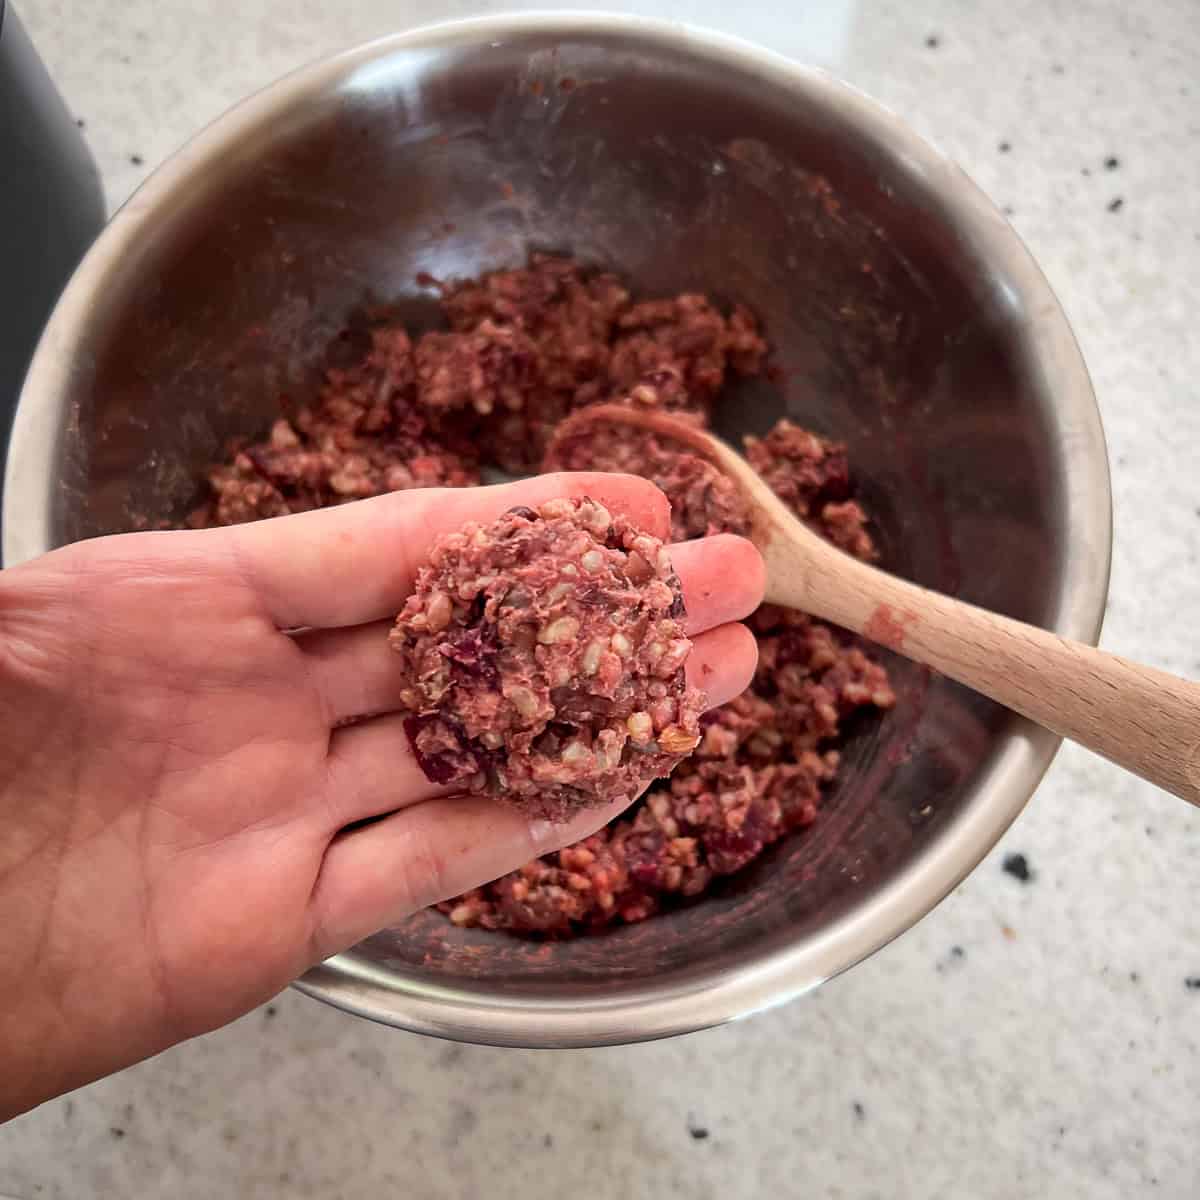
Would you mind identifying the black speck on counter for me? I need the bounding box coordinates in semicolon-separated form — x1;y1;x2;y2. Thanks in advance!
1108;197;1124;213
543;1133;554;1149
1002;852;1034;883
265;1004;277;1018
998;141;1012;153
925;34;941;49
1185;976;1200;991
951;945;965;959
437;1043;465;1068
1081;167;1092;177
75;117;86;129
687;1120;710;1141
130;154;144;166
1105;156;1121;170
1129;971;1140;983
110;1127;126;1139
852;1101;866;1121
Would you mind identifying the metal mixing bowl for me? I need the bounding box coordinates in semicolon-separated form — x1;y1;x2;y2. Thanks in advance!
3;14;1111;1046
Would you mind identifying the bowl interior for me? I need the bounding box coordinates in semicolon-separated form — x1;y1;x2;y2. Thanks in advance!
34;25;1094;1018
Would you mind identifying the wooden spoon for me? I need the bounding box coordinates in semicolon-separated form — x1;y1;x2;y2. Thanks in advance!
580;403;1200;809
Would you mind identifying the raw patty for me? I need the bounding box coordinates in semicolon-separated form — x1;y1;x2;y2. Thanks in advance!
188;255;894;938
388;497;705;821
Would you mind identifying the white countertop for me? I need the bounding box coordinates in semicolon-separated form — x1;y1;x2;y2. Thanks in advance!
3;1;1199;1196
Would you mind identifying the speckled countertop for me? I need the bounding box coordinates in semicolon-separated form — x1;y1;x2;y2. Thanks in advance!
2;1;1199;1196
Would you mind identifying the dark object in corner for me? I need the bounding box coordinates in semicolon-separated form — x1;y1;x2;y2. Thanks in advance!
0;2;106;549
1002;852;1034;883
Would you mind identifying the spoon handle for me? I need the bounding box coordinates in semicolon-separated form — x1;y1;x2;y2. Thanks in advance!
768;539;1200;808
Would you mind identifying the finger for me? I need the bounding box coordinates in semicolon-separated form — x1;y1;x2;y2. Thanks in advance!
308;793;633;957
220;472;671;630
297;620;407;726
686;621;758;707
667;534;766;634
320;712;453;831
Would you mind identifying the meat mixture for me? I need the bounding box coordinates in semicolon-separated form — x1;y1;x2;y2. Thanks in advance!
388;497;704;821
544;407;752;543
189;253;895;937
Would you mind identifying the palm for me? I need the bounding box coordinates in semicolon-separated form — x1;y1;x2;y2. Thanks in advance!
83;567;333;1028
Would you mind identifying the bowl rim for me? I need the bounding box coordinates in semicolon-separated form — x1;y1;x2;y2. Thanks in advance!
4;10;1113;1047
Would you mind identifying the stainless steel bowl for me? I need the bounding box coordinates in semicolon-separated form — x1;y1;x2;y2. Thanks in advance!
3;14;1111;1046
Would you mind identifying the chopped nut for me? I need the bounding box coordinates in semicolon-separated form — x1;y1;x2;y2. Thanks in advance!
506;685;540;719
625;552;652;583
537;615;581;645
581;639;606;676
658;725;701;754
627;711;654;742
562;740;593;768
425;591;453;633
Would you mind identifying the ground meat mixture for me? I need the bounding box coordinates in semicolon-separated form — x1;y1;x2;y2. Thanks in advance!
189;254;894;938
424;256;767;472
744;419;876;560
543;408;752;543
388;497;704;821
190;326;479;526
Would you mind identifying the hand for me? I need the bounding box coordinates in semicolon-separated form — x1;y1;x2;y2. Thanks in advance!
0;473;764;1119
